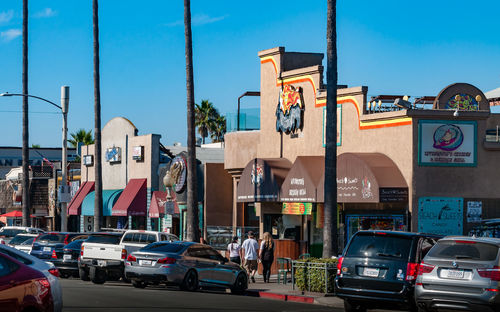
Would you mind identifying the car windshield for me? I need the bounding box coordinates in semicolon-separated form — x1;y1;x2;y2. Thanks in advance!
65;240;84;249
141;243;184;253
426;240;499;261
8;235;33;245
36;233;66;243
85;234;122;245
20;238;35;246
345;233;412;260
0;229;25;237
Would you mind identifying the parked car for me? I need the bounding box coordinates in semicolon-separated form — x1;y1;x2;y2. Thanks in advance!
125;241;248;294
0;252;54;312
30;232;82;260
0;226;45;244
120;230;179;256
8;233;38;247
51;239;86;278
15;236;36;254
415;236;500;312
335;231;442;312
0;244;63;312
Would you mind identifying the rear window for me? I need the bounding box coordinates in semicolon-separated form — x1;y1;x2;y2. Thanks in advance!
20;238;35;246
122;233;156;244
345;233;413;260
37;233;66;243
141;243;184;253
85;234;122;245
65;240;84;249
427;240;499;261
8;235;33;245
0;229;26;237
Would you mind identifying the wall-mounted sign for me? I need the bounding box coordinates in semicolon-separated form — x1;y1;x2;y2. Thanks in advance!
282;202;312;215
466;201;482;223
445;93;479;111
105;147;121;163
418;120;477;167
83;155;94;166
418;197;463;235
323;105;342;147
170;155;187;193
132;146;144;161
379;188;408;203
276;85;304;134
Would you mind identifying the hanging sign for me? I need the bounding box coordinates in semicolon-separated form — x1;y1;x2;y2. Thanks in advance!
282;202;312;215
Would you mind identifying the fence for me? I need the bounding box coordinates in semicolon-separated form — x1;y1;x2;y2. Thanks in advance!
292;259;337;294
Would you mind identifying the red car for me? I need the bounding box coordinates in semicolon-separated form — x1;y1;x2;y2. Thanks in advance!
0;252;54;312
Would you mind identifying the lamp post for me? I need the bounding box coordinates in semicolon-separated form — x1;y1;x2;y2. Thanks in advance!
0;86;70;231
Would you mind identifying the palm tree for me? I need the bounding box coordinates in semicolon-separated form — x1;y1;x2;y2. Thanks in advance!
184;0;199;243
31;144;40;148
68;129;95;147
22;0;30;227
323;0;338;258
93;0;103;232
195;99;217;144
209;114;226;143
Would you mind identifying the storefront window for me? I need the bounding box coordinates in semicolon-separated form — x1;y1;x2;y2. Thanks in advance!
346;215;405;243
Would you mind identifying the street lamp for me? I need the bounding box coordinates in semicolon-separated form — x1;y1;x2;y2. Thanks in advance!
0;86;70;231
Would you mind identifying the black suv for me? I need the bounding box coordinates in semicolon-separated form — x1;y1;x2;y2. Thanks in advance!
335;231;442;312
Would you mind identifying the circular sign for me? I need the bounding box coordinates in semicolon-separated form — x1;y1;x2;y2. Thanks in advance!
170;155;187;193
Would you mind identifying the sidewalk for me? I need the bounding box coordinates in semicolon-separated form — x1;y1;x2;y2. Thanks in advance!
245;274;343;308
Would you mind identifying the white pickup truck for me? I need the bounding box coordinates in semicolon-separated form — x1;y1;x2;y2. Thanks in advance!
79;230;179;284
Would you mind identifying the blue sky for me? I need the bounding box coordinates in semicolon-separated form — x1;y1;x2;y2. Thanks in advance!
1;0;499;147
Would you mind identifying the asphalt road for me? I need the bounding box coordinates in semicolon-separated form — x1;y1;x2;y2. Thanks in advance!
60;278;340;312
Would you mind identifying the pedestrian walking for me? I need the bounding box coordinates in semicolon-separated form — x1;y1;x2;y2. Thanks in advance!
227;236;242;265
259;232;275;283
241;231;259;283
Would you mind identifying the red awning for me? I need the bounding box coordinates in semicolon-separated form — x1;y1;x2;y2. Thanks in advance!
112;178;147;217
0;211;36;218
149;191;179;218
67;182;95;216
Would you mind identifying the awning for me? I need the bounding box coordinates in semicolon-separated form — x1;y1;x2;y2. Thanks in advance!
149;191;179;218
280;156;324;202
81;189;123;216
112;178;147;217
237;158;292;202
67;181;95;216
317;153;407;203
0;211;36;218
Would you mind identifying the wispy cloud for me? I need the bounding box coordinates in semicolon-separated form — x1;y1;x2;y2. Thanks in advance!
1;29;22;42
166;14;228;27
33;8;57;18
0;10;14;23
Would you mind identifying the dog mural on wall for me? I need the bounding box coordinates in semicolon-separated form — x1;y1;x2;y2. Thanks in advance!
276;85;304;134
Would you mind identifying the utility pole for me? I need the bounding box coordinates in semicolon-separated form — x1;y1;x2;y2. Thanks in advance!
60;86;69;232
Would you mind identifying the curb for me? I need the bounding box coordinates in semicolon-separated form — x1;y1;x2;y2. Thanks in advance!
246;290;315;304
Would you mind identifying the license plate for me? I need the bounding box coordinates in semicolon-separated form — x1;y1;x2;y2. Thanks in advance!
43;247;51;252
363;267;380;277
63;254;72;261
97;260;107;267
140;260;152;266
447;269;464;279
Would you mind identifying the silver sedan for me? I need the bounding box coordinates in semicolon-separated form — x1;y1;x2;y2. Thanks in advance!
124;241;248;294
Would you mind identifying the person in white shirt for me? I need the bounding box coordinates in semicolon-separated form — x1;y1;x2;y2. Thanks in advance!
227;236;242;265
241;231;259;283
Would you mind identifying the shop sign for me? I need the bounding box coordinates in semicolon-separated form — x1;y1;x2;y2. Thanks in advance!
418;120;477;167
170;155;187;193
164;214;173;228
418;197;463;235
276;85;304;134
165;201;176;215
282;202;312;215
83;155;93;166
467;201;482;223
322;105;342;147
379;188;408;203
132;146;144;161
337;176;376;202
105;147;121;163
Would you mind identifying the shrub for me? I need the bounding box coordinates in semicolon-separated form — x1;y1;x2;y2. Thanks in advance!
294;258;337;293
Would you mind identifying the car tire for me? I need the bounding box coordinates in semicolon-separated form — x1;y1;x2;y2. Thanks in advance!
417;306;428;312
89;266;106;284
122;273;131;284
344;299;366;312
181;270;198;292
79;268;90;281
230;273;248;295
132;280;147;289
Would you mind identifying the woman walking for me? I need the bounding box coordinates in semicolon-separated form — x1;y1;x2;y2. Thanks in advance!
227;236;242;265
259;232;275;283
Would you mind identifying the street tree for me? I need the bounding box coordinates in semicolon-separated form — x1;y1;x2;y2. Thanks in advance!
195;99;217;144
68;129;95;147
184;0;199;242
22;0;30;227
323;0;338;258
210;114;226;143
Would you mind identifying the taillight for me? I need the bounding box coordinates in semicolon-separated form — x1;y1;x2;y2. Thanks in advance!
417;262;435;275
406;263;419;281
157;257;176;264
48;268;59;277
478;266;500;281
64;235;69;245
121;249;127;260
336;256;344;275
36;277;51;298
51;250;57;259
127;255;137;262
80;245;84;257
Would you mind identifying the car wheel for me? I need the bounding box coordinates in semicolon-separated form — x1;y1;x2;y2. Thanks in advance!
230;273;248;295
181;270;198;292
122;273;131;284
79;268;90;281
344;299;366;312
417;306;428;312
89;266;106;284
132;280;147;289
59;272;69;279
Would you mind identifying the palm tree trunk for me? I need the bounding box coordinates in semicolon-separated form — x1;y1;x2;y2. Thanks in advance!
184;0;199;242
22;0;30;227
93;0;102;232
323;0;338;258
